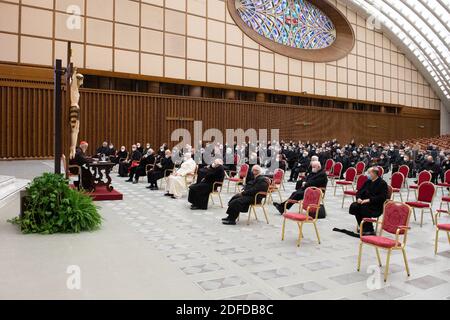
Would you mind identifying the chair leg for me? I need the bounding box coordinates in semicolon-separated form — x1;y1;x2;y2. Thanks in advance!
262;206;269;224
313;222;321;244
281;218;286;241
375;248;382;267
357;242;363;272
401;248;410;277
447;231;450;244
430;208;435;225
333;184;337;196
434;229;439;254
252;206;258;221
384;249;392;282
412;208;417;221
227;180;230;192
247;207;252;225
218;193;223;208
399;192;403;202
297;223;303;247
341;195;345;208
210;194;214;205
420;209;424;227
407;188;410;200
278;190;282;202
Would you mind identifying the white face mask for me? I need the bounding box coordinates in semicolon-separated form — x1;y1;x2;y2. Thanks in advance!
121;148;125;152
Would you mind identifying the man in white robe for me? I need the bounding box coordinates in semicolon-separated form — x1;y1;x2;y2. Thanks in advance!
165;153;197;199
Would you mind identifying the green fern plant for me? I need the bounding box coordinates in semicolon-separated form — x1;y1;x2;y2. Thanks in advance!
9;173;102;234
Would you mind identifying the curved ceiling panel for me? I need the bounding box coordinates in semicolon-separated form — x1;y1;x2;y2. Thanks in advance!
342;0;450;109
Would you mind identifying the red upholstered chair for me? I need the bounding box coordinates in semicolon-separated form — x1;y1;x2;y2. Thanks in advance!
324;159;334;175
377;166;384;177
281;187;323;247
407;170;431;200
327;162;343;187
355;161;365;177
437;169;450;195
226;164;249;192
341;174;368;208
405;181;436;227
334;167;357;196
434;208;450;254
398;165;410;187
268;168;285;203
357;201;412;282
390;172;405;202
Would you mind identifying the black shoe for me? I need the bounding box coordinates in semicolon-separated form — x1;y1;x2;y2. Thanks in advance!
171;195;177;199
126;179;133;182
132;180;138;184
190;206;201;210
273;202;284;214
221;217;230;221
164;193;173;197
222;220;236;225
150;186;158;190
146;185;152;189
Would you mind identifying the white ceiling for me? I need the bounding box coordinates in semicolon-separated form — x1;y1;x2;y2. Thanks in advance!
341;0;450;112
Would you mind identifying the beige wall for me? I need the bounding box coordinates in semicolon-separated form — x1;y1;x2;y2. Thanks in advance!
0;0;442;110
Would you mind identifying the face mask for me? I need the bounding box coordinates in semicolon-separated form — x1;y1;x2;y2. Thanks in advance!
366;174;372;181
121;148;125;152
166;155;170;158
312;168;318;173
132;148;137;151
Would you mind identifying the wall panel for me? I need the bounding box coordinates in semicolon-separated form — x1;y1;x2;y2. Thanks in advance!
0;81;440;159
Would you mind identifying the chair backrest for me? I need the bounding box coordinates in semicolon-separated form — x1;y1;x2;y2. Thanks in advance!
355;162;365;175
333;162;343;176
387;185;393;200
444;169;450;184
344;167;357;182
398;165;409;179
355;174;368;190
239;164;249;178
325;159;334;172
302;187;322;211
377;166;384;177
272;168;284;184
418;170;432;185
417;181;435;203
382;201;411;235
391;172;404;189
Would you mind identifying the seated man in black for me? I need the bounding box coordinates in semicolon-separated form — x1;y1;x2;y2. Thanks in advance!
127;148;155;183
273;161;327;214
118;144;141;177
288;151;310;182
147;149;175;190
70;141;94;191
349;167;388;236
188;159;225;210
96;141;109;157
222;165;270;225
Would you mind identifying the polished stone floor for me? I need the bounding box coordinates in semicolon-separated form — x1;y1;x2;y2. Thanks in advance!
0;160;449;300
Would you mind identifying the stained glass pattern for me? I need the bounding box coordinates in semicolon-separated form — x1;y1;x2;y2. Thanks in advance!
236;0;337;50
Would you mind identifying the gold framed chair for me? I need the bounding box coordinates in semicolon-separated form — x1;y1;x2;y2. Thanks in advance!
209;181;224;208
245;185;270;225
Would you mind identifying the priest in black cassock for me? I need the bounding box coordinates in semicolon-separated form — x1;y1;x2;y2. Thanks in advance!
118;144;142;177
188;158;225;210
147;149;175;190
70;141;94;191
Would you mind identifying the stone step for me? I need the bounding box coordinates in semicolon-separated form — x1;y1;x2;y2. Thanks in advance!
0;175;15;188
0;176;29;209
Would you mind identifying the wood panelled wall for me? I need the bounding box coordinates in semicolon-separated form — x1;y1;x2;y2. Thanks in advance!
0;73;441;159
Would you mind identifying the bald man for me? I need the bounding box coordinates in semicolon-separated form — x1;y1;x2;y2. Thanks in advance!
274;161;328;214
222;165;270;225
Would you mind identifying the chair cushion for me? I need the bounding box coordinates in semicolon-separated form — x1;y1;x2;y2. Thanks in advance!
228;178;241;182
437;224;450;231
283;212;312;222
405;201;430;208
409;185;418;189
336;181;353;185
361;236;401;248
437;183;450;188
392;188;401;192
344;190;357;196
442;196;450;202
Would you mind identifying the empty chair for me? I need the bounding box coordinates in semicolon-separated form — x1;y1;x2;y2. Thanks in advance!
226;164;249;192
327;162;343;187
355;161;365;177
268;168;285;203
357;201;412;282
390;172;405;201
208;181;224;208
437;169;450;194
405;181;436;227
377;166;384;177
434;209;450;254
398;165;410;187
324;159;334;175
334;167;357;196
407;170;432;200
281;187;323;247
342;174;368;208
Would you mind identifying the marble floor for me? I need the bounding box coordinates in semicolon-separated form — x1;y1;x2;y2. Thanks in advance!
0;160;449;300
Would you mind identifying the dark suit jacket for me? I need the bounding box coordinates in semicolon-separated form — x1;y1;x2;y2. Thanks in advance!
356;177;388;214
303;170;328;189
242;175;270;203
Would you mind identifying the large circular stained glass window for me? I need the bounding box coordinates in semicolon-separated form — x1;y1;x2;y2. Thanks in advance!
227;0;355;62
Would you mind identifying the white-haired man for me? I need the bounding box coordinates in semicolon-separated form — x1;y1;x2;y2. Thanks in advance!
274;161;328;214
165;153;196;199
188;158;225;210
222;165;270;225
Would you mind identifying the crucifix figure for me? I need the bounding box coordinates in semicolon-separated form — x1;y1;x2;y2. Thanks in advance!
69;67;84;159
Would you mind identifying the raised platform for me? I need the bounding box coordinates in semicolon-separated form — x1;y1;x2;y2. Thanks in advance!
0;175;29;209
69;184;123;201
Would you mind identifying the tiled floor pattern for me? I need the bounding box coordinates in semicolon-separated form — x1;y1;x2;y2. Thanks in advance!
99;171;450;300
